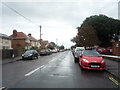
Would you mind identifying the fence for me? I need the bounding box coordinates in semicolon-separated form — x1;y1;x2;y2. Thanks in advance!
1;49;25;59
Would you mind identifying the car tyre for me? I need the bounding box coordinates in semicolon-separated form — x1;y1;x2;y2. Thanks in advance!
74;58;78;63
79;61;84;70
74;59;77;63
36;56;38;59
31;56;34;60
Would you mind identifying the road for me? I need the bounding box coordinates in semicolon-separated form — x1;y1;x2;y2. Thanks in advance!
2;51;118;88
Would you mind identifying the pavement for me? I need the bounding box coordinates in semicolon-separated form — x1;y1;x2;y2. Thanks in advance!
101;54;120;84
105;58;120;80
2;54;120;82
2;56;22;65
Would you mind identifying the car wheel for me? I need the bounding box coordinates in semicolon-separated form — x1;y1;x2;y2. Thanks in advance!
74;58;78;63
36;56;38;59
79;61;84;69
31;56;34;60
74;59;77;63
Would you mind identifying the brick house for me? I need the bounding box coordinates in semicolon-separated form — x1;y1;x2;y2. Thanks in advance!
112;41;120;56
28;33;41;49
10;30;40;50
40;40;49;49
0;33;12;49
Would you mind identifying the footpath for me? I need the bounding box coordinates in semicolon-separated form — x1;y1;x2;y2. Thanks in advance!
2;57;22;65
102;54;120;86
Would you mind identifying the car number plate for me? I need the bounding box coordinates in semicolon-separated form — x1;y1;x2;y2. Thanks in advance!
24;56;28;58
91;65;100;68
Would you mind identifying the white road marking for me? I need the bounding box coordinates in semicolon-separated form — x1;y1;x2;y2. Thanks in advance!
0;87;6;90
109;77;120;86
25;65;44;76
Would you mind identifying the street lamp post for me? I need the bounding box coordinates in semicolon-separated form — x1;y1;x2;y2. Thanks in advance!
40;25;42;41
39;25;42;46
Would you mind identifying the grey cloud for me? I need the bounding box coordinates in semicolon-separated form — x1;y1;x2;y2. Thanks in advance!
2;0;120;47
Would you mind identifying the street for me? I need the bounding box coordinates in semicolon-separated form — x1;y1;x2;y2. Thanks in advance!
3;51;118;88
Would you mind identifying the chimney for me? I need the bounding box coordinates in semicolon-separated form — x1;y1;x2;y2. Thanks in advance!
13;29;17;37
28;33;32;37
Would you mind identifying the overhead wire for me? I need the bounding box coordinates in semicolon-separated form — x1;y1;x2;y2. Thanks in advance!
2;2;39;27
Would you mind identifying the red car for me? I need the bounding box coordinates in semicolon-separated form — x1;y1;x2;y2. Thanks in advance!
96;47;106;54
79;50;106;70
106;47;112;54
96;47;112;55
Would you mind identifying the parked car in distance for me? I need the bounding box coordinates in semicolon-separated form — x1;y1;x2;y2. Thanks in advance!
96;47;106;54
51;49;58;53
96;47;112;55
73;47;85;62
40;49;52;55
22;50;39;60
74;50;82;63
46;49;52;55
75;47;85;52
71;48;76;56
79;50;106;70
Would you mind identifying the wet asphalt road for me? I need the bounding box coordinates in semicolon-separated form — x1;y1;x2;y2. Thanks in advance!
3;51;118;88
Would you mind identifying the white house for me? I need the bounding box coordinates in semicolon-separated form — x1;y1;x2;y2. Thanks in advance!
0;33;12;49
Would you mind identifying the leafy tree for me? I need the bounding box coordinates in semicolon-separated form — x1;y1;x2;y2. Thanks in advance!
59;45;65;49
78;24;100;47
75;14;120;47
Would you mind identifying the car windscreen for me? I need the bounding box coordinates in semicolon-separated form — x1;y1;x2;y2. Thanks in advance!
24;50;33;55
83;51;101;57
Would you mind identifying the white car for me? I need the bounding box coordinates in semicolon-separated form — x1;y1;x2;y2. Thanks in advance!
75;47;85;52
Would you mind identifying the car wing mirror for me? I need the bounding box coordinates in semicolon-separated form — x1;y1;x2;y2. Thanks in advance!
79;54;82;58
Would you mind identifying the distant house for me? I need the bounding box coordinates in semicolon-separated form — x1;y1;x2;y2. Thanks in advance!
28;33;41;49
0;33;12;49
9;30;40;49
40;40;49;49
47;42;56;49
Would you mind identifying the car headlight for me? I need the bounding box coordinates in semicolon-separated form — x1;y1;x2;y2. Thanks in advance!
29;54;32;56
101;60;105;63
82;59;89;63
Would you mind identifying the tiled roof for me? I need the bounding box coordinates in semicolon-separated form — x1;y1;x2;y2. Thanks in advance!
10;32;38;41
41;40;49;45
0;33;10;39
10;32;28;39
29;36;37;41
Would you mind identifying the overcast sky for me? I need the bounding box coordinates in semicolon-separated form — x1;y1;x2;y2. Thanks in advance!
1;0;120;48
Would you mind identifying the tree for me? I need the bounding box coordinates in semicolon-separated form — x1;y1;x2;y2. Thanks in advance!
75;14;120;47
78;24;100;47
59;45;65;49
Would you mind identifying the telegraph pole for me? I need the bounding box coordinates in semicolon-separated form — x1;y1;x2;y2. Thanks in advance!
56;39;58;45
40;25;42;44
